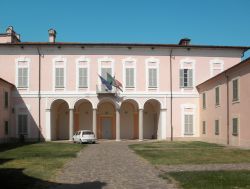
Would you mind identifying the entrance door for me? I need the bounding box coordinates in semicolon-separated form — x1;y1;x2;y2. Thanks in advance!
102;117;112;139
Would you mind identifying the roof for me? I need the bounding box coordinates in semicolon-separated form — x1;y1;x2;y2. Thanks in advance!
196;56;250;89
0;78;14;87
0;42;249;51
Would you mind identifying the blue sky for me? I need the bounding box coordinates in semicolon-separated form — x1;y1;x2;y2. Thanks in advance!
0;0;250;49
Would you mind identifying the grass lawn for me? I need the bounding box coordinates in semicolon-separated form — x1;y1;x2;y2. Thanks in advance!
0;142;84;189
161;171;250;189
129;141;250;165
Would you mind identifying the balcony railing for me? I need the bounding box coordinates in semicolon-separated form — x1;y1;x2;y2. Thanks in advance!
96;85;117;94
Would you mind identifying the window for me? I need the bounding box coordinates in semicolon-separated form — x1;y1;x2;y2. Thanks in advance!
202;121;206;134
180;69;193;88
18;114;28;135
4;121;8;135
202;93;206;109
18;67;28;88
125;68;135;88
215;120;219;135
184;114;193;135
215;87;220;106
232;79;239;102
4;91;8;108
146;57;159;89
232;118;238;136
55;67;64;88
148;68;157;88
78;67;88;88
210;60;224;77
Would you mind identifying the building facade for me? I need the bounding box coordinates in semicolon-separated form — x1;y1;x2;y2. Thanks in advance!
0;26;248;143
197;57;250;147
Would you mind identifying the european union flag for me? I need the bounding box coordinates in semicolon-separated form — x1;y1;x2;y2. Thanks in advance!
99;75;112;91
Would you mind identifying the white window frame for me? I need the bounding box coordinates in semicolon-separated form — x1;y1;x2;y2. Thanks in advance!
181;104;196;137
15;56;30;89
232;77;240;103
209;59;224;77
53;56;67;90
145;57;159;91
232;115;240;137
180;58;196;92
215;86;220;107
123;57;136;91
76;56;90;90
98;57;115;87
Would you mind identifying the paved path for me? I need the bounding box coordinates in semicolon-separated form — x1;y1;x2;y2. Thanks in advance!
52;141;177;189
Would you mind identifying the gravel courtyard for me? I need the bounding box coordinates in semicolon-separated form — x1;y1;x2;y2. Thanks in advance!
52;141;177;189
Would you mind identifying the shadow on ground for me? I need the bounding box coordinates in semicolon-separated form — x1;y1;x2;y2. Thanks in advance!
0;167;107;189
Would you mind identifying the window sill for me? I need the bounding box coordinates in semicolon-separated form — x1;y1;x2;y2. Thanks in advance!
180;87;194;89
215;104;220;108
78;87;88;89
125;86;135;89
148;87;158;89
17;87;28;89
232;100;240;104
184;133;194;136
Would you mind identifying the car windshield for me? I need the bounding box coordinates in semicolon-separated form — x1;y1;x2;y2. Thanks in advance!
82;131;94;135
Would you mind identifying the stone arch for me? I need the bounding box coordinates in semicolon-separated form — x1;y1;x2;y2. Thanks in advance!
74;99;94;133
50;99;69;140
97;98;118;139
120;99;139;139
143;99;161;139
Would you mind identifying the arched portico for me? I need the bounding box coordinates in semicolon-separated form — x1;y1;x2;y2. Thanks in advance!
50;99;69;140
74;99;93;132
120;99;139;139
97;99;117;139
143;99;161;139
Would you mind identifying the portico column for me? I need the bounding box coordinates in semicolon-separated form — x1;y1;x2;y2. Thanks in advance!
92;108;97;137
69;109;74;141
160;109;167;140
139;109;143;141
116;109;120;141
45;109;51;141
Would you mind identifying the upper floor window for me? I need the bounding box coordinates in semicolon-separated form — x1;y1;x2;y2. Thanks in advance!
16;57;30;88
4;91;8;109
146;57;159;89
232;79;239;102
126;68;135;88
76;57;90;89
53;57;66;89
215;86;220;106
123;57;136;89
55;67;64;88
180;58;195;89
202;93;206;109
210;59;224;77
180;69;193;88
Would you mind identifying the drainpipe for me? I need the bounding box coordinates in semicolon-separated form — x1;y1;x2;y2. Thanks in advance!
225;72;229;145
170;49;173;141
37;47;42;142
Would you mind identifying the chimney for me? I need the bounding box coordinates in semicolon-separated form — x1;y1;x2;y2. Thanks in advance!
178;38;191;46
0;26;21;43
48;29;56;43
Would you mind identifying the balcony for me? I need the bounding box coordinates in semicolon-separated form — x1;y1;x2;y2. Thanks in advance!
96;85;117;95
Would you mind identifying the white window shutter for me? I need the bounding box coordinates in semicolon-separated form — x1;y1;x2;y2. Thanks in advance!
180;69;184;87
188;69;193;87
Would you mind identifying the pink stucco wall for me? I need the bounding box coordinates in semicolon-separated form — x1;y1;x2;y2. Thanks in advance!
198;58;250;147
0;44;244;142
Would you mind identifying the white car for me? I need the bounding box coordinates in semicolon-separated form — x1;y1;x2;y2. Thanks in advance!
72;130;96;144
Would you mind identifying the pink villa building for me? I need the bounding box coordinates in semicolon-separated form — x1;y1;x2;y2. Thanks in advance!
197;57;250;148
0;26;249;145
